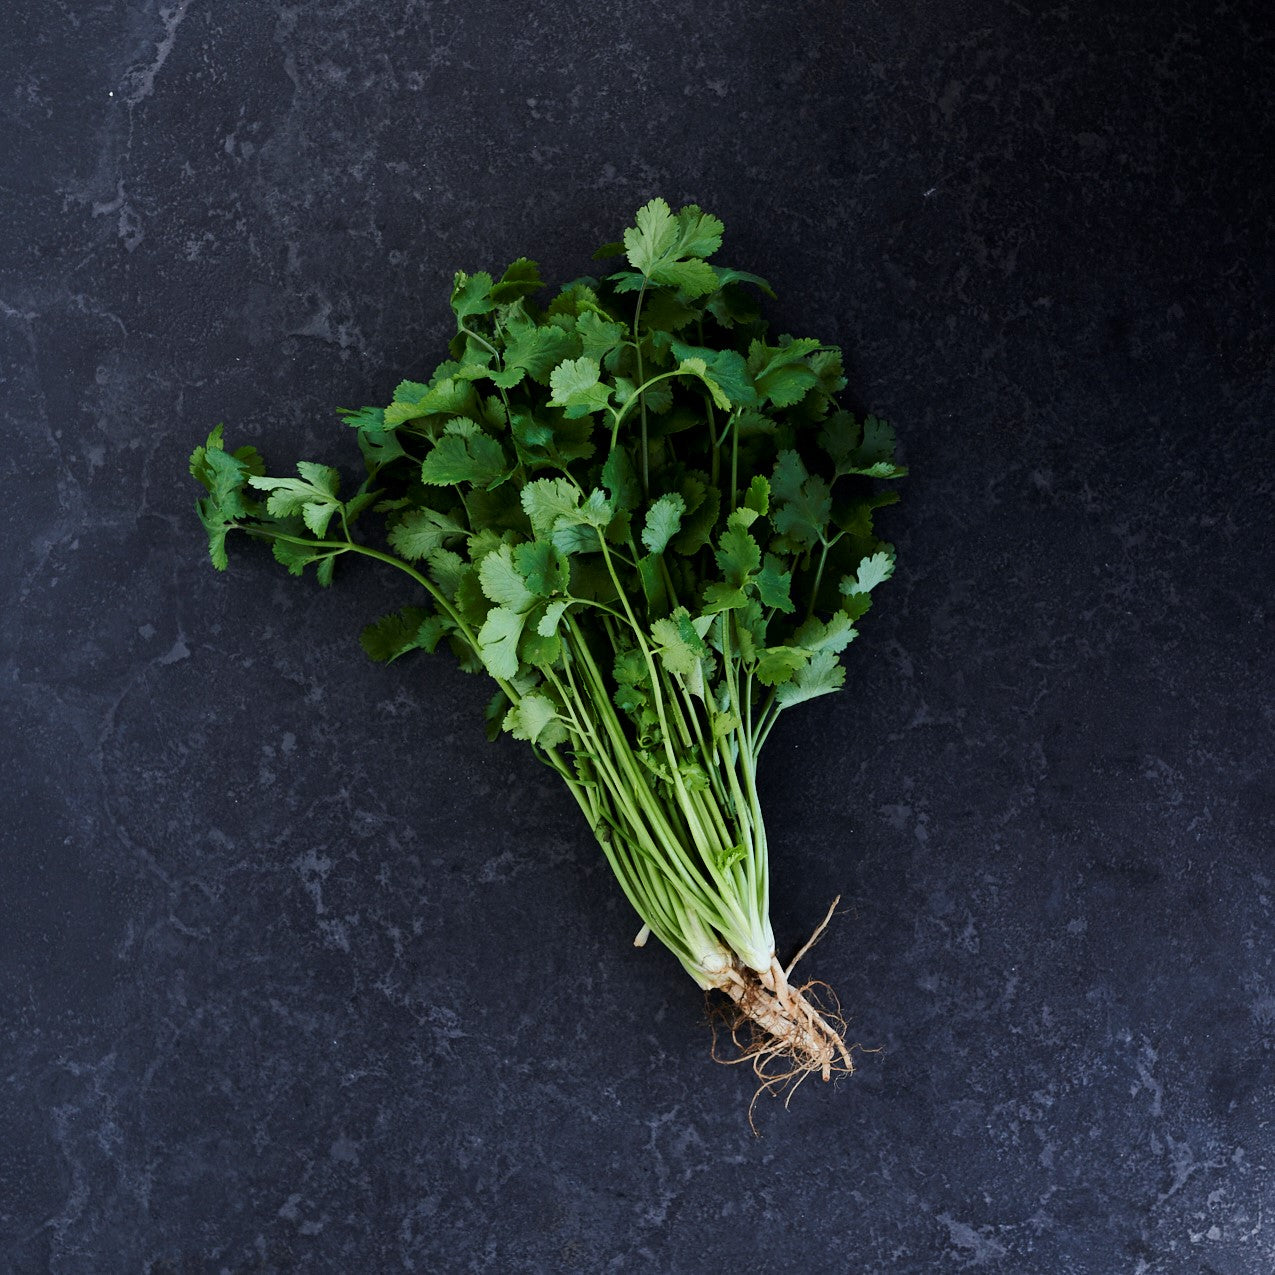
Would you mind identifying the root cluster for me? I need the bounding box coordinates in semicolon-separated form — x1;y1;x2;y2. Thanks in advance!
705;898;863;1123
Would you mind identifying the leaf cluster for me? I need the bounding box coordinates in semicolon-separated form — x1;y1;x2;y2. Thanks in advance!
190;199;904;765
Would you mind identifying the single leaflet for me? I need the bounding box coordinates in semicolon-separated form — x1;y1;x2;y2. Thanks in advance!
191;199;905;1090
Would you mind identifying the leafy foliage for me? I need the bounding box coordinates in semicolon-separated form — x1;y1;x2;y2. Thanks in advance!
190;200;905;989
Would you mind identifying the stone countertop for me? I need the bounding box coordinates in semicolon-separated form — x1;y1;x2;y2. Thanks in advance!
2;2;1271;1271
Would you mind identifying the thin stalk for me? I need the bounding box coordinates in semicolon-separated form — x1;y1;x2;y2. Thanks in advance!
595;540;753;925
565;618;764;956
633;281;649;494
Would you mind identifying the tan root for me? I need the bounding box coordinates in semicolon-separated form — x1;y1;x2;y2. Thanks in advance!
705;897;865;1127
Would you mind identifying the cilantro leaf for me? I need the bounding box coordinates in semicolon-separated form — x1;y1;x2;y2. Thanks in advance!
623;199;723;296
521;478;582;538
774;649;846;708
669;341;757;408
420;429;508;488
504;691;568;748
477;606;527;680
451;270;494;320
770;450;831;549
489;258;543;306
577;311;626;364
514;541;570;597
387;507;467;560
715;524;761;587
623;198;679;275
548;357;613;417
747;338;823;408
641;493;686;555
792;612;857;654
755;554;795;613
360;605;432;663
841;550;896;597
479;544;535;611
601;446;640;515
503;323;575;384
755;646;809;687
820;411;907;477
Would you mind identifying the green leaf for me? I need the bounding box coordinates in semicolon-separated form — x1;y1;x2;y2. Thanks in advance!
701;583;749;613
548;356;612;417
521;478;582;537
198;509;231;570
427;548;468;598
744;475;770;515
514;541;570;597
295;462;339;497
249;465;342;535
747;338;823;408
756;645;809;687
715;524;761;586
249;479;315;518
820;411;906;477
770;450;831;549
577;311;626;363
190;429;253;510
479;544;535;611
360;605;431;663
754;554;794;613
650;606;708;679
551;521;604;556
637;553;669;614
451;270;494;320
504;692;568;748
466;362;527;390
387;507;467;560
623;198;679;275
671;477;719;555
511;412;555;453
536;599;570;637
793;612;858;654
669;341;757;408
503;323;575;384
841;550;896;597
417;614;453;653
623;200;723;293
649;258;719;297
270;538;329;578
384;376;476;427
672;205;724;259
675;357;731;411
601;446;640;515
574;489;613;528
477;606;527;680
489;258;542;306
855;415;898;467
641;493;686;555
420;430;507;488
775;649;845;708
301;501;338;538
548;280;603;317
711;266;775;296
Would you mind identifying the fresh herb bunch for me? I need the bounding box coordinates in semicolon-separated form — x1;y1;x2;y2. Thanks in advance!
191;199;904;1085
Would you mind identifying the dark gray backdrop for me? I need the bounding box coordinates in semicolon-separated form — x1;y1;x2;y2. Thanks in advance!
2;2;1272;1271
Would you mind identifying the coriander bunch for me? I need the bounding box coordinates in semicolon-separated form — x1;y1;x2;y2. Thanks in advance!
191;199;904;1089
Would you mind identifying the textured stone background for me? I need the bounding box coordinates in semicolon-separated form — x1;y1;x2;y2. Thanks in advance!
2;2;1272;1271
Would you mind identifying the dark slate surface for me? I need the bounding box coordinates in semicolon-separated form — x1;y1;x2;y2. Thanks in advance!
2;1;1272;1271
